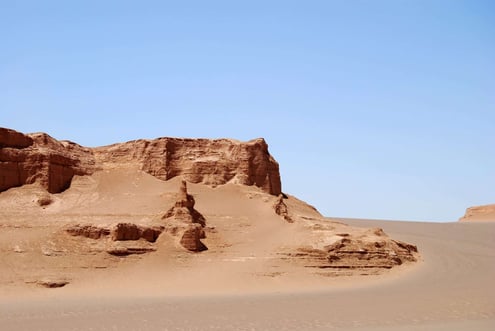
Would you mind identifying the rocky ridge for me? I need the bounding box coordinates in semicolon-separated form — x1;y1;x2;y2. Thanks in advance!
0;127;281;195
459;203;495;222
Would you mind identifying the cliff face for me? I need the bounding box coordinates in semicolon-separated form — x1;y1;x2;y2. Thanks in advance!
0;128;282;195
459;204;495;222
0;128;95;193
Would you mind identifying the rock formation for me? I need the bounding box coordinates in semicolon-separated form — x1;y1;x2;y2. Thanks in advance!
162;180;206;226
66;225;111;239
273;194;294;223
179;224;208;252
0;128;95;193
279;225;418;271
0;127;281;195
459;203;495;222
163;180;208;251
66;223;163;243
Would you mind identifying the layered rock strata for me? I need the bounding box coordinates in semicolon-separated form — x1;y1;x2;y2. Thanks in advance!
163;180;208;252
0;127;281;195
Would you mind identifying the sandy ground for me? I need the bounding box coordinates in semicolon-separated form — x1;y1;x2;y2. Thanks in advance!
0;219;493;330
0;169;493;330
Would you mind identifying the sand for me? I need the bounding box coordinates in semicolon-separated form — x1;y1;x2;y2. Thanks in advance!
0;168;493;330
0;220;493;330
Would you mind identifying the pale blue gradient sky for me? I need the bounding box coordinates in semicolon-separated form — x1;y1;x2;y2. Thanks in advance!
1;1;494;221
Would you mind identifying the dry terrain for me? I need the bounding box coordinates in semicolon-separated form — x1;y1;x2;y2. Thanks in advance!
1;127;493;330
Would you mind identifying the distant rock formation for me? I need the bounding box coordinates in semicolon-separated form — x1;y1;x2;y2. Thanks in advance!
94;137;281;195
273;194;294;223
0;127;281;195
111;223;163;243
162;180;206;226
459;204;495;222
0;128;95;193
180;224;208;252
66;225;111;239
66;223;163;243
280;225;418;271
163;180;208;251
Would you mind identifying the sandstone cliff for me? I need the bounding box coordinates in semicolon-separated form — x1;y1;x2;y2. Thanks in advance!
459;203;495;222
0;128;95;193
0;127;281;195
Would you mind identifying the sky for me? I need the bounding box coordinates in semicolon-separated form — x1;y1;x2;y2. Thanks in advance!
1;0;494;222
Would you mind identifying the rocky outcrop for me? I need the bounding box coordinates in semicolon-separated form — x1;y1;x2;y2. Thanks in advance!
1;127;282;195
111;223;163;243
274;194;294;223
163;180;208;251
107;247;156;256
162;180;206;226
180;224;208;252
0;128;33;148
66;223;163;242
66;225;111;239
459;204;495;222
280;226;418;271
0;128;96;193
93;137;281;195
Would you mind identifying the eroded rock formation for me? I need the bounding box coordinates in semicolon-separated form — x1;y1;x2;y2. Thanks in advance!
0;128;95;193
0;127;281;195
281;226;418;270
66;225;111;240
459;203;495;222
274;194;294;223
180;224;208;252
162;180;206;226
66;223;163;243
163;180;208;251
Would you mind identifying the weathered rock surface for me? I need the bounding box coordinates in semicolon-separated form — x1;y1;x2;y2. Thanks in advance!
0;127;281;195
274;194;294;223
0;128;96;193
280;225;418;271
66;225;111;239
459;203;495;222
66;223;163;242
107;246;156;256
34;279;69;288
162;180;206;226
111;223;163;243
93;137;281;195
180;224;208;252
163;180;208;251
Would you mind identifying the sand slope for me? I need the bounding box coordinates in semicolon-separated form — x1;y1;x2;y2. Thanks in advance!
0;219;493;330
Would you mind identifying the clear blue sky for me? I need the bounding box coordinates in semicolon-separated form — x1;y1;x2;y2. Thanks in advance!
1;1;494;221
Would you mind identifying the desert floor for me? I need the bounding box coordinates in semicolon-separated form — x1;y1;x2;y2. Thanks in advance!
1;218;493;331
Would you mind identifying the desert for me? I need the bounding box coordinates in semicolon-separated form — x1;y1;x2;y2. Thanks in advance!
0;127;493;330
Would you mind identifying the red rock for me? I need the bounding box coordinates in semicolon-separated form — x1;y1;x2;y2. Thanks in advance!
94;137;281;195
274;194;293;223
180;224;207;252
0;128;33;148
162;180;206;226
1;127;282;196
111;223;163;243
66;225;111;239
0;128;95;193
